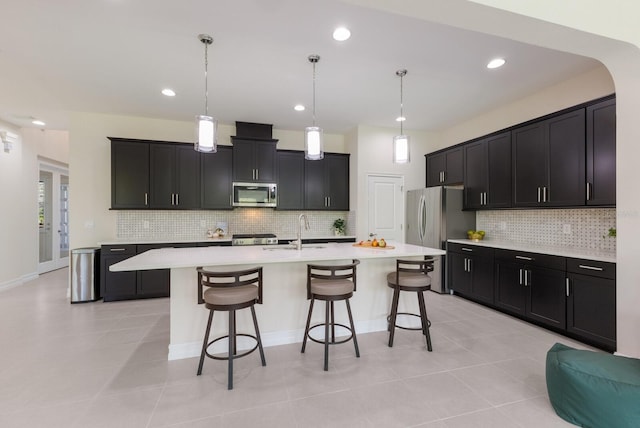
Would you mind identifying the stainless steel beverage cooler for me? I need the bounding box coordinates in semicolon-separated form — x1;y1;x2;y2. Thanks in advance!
70;247;101;303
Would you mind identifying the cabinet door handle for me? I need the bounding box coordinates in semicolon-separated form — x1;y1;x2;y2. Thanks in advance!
176;193;179;205
144;193;148;206
586;182;592;201
537;187;541;203
327;196;331;207
524;270;529;286
483;192;487;205
171;194;174;205
578;264;604;271
543;186;548;203
519;268;523;285
109;248;126;252
467;259;472;272
464;258;467;271
480;193;483;205
515;255;532;261
461;248;473;252
256;169;259;180
566;278;571;297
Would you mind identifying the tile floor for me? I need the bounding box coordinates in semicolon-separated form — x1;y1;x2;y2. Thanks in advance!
0;267;591;427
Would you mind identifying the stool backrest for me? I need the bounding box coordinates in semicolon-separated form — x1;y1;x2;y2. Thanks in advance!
306;259;360;299
196;266;263;305
394;257;434;285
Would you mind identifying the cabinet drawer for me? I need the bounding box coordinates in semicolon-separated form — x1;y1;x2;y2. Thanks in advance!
567;258;615;279
101;244;136;256
494;249;565;270
448;242;494;258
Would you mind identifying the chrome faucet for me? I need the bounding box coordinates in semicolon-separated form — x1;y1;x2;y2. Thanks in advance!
296;213;310;250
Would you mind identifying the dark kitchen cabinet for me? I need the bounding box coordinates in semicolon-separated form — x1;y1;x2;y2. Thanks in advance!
276;150;305;210
305;153;349;210
231;137;278;183
101;245;138;301
494;249;566;330
586;98;616;206
149;143;200;209
136;243;191;298
448;243;494;304
464;132;511;209
426;147;463;187
201;146;233;209
512;109;585;207
566;258;616;351
110;139;149;209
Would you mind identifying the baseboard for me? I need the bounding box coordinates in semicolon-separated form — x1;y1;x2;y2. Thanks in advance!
168;317;390;361
0;272;38;292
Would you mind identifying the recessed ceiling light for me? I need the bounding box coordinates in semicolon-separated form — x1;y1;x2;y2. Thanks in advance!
396;116;406;122
32;119;45;126
487;58;506;69
332;27;351;41
294;104;305;112
162;88;176;97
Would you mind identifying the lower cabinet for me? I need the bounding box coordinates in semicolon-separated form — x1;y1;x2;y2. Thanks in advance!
448;244;616;351
494;249;566;330
448;243;494;305
101;241;231;302
566;258;616;351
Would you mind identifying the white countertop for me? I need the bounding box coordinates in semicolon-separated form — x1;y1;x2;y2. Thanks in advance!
447;239;616;263
99;235;356;246
110;242;445;271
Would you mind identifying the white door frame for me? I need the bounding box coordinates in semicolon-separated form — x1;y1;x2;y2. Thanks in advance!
367;174;405;244
38;161;69;273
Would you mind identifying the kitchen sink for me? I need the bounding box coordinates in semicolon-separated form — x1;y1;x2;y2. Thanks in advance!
263;245;326;251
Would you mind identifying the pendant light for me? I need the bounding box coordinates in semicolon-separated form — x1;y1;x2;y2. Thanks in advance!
305;54;324;160
195;34;217;153
393;69;410;164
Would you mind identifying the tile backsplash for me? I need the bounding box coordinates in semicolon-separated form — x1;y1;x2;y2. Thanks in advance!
117;210;355;241
477;208;616;252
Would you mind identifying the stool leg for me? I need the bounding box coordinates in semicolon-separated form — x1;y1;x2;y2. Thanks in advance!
388;287;400;347
324;300;330;371
417;291;432;352
301;298;315;353
345;298;360;358
197;310;214;375
228;310;235;390
251;305;266;366
330;301;336;343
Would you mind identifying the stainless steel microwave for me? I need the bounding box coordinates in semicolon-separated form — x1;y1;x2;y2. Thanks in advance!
232;182;277;207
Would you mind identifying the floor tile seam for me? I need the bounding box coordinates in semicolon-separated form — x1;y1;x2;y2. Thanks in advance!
144;382;168;428
428;405;524;428
493;397;548;428
214;396;294;420
448;369;541;407
485;359;549;390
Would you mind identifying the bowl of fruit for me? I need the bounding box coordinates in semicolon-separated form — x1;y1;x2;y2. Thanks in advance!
467;230;486;241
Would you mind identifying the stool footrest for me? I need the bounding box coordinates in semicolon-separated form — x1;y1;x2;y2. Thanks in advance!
306;323;355;345
387;312;431;331
205;333;260;361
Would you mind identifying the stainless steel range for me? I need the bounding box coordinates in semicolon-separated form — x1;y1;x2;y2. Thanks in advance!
231;233;278;246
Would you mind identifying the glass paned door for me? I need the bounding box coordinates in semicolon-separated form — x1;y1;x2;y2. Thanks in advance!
38;165;69;273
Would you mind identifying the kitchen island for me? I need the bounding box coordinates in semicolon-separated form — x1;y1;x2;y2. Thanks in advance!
111;242;445;360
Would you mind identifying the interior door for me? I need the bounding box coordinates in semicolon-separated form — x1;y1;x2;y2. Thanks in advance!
367;175;404;243
38;163;69;273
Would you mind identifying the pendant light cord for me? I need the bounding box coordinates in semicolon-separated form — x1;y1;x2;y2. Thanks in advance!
204;40;209;116
312;60;317;127
399;73;404;135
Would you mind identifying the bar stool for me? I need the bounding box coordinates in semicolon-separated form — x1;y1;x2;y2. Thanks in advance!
301;259;360;371
386;257;434;350
196;266;266;390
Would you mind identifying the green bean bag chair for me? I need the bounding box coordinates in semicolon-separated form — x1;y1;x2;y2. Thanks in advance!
546;343;640;428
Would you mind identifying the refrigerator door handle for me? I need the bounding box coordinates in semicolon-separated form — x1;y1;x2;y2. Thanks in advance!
419;195;426;242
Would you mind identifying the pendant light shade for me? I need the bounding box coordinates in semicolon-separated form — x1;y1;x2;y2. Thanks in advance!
195;34;217;153
305;55;324;160
393;69;410;164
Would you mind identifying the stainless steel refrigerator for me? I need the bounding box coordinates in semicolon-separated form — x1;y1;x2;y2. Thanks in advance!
406;187;476;293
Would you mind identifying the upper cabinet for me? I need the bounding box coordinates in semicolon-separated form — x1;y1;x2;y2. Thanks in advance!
231;137;278;183
276;150;305;210
426;147;463;187
305;153;350;210
149;143;200;209
201;146;233;210
464;131;511;209
586;98;616;206
512;109;585;207
110;138;149;209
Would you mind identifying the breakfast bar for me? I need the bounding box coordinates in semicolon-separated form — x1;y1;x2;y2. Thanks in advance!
111;242;445;360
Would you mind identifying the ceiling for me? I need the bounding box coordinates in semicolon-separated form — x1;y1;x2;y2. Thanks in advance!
0;0;601;134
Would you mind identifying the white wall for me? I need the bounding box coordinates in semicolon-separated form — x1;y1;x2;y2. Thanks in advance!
68;112;345;249
0;125;68;287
